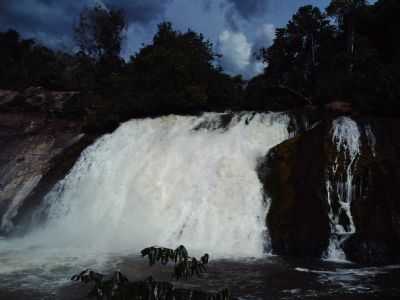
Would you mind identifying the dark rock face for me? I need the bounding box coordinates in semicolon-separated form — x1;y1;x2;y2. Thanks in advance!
258;123;331;258
0;89;97;235
343;118;400;265
260;116;400;265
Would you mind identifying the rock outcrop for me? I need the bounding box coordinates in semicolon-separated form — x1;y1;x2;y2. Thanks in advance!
0;88;97;234
344;118;400;265
259;116;400;265
258;122;331;258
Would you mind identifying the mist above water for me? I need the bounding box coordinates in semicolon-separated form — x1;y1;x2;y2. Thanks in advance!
25;112;290;258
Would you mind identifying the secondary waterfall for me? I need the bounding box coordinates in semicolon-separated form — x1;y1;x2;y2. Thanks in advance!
23;112;290;258
325;117;361;261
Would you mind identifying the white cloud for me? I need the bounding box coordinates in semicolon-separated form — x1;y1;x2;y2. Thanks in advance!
256;23;275;47
253;61;265;75
217;24;274;79
218;30;252;72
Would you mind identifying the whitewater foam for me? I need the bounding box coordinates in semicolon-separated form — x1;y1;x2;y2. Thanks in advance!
325;117;361;262
21;112;291;259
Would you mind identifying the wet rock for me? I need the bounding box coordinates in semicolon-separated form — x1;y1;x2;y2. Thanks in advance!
343;118;400;265
258;122;331;257
325;101;353;115
261;116;400;265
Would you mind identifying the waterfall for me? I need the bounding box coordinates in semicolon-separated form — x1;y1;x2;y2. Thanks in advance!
22;112;290;259
324;117;361;261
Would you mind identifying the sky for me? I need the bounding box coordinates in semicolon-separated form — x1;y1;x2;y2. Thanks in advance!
0;0;332;78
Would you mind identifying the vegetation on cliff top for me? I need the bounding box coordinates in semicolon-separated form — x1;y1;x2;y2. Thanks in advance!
1;0;399;120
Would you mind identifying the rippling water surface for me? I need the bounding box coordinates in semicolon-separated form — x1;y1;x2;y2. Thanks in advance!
0;248;399;300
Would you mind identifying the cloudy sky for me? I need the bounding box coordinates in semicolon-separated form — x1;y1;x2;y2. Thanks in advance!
0;0;332;78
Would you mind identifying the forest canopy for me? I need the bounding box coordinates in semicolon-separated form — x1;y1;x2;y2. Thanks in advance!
1;0;399;117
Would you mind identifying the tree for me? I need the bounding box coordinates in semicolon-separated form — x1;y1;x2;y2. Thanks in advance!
261;6;335;97
73;5;127;92
74;5;126;60
0;29;70;89
127;22;221;114
327;0;368;58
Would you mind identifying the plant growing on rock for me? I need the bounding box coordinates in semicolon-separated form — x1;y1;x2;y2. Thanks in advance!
140;245;209;280
141;245;190;265
173;256;208;280
70;245;226;299
71;269;129;299
140;245;186;266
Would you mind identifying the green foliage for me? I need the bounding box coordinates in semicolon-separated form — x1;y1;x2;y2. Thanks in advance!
140;245;187;266
71;246;232;300
125;22;221;115
326;0;368;26
173;256;208;280
73;5;127;94
2;0;400;118
262;5;336;96
252;0;400;115
0;30;70;89
140;245;209;280
74;5;126;60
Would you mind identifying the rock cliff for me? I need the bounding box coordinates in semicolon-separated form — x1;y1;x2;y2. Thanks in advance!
0;88;97;234
260;116;400;265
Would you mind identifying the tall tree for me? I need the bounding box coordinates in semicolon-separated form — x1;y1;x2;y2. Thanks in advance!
327;0;367;58
262;6;335;96
127;22;221;114
74;5;126;60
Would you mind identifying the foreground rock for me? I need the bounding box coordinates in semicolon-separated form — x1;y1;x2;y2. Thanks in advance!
259;116;400;265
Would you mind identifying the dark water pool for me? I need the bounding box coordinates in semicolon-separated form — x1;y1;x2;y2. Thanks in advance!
1;254;399;300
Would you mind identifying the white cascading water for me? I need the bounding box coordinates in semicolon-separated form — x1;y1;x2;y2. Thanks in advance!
21;112;291;259
325;117;361;261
